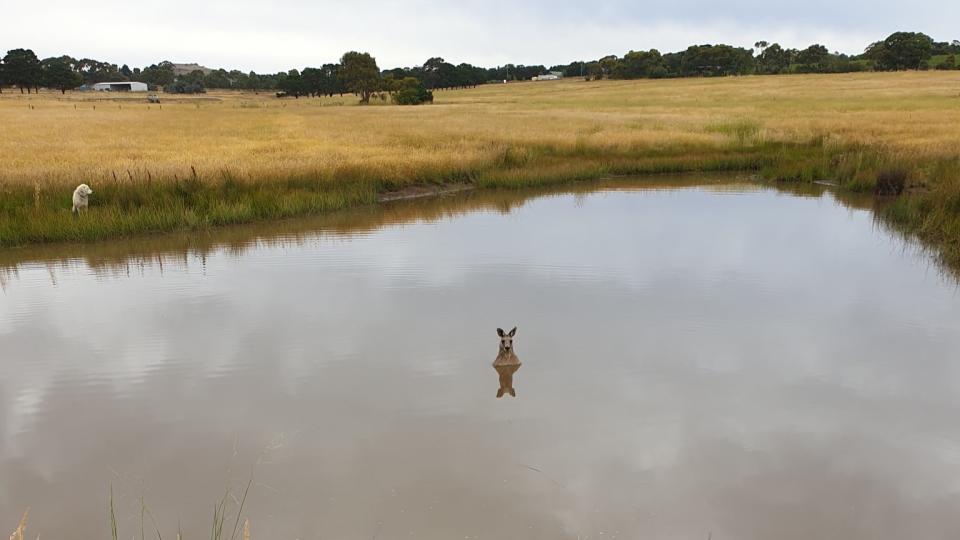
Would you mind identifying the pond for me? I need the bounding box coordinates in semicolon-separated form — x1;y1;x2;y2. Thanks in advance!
2;177;960;539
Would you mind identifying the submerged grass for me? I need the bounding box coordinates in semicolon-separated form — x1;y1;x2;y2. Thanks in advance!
8;509;28;540
2;72;960;267
98;478;253;540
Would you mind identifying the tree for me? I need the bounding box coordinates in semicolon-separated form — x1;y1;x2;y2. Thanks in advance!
756;43;792;74
340;51;379;104
678;44;754;76
597;56;619;79
179;69;206;86
3;48;42;93
866;32;934;70
243;71;261;91
421;57;473;89
204;68;233;89
551;61;587;78
75;58;123;84
796;44;831;72
140;61;175;88
277;69;307;97
584;61;604;80
302;66;341;96
164;80;205;94
227;70;248;89
319;63;343;95
41;56;83;93
390;77;433;105
455;63;487;87
611;49;666;79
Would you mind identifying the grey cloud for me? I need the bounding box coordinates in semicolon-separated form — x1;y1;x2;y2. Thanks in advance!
1;0;956;71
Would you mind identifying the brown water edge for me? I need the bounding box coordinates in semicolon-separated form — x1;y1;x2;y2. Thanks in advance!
0;174;736;272
1;172;946;287
0;173;903;279
377;182;475;202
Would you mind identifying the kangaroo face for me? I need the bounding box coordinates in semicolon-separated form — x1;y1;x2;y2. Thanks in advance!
497;327;517;353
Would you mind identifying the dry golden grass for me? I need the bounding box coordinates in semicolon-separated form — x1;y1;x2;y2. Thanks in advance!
1;72;959;252
7;509;28;540
2;72;958;188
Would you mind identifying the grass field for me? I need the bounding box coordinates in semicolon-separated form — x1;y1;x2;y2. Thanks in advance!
2;72;960;263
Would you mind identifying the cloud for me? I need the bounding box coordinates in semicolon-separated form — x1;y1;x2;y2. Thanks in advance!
2;0;957;72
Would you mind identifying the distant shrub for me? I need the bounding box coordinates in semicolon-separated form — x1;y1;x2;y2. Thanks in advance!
876;168;907;195
164;81;206;94
391;78;434;105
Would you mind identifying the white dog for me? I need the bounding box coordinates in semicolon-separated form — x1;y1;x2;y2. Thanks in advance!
72;184;94;214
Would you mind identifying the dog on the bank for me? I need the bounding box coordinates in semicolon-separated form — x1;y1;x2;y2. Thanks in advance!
72;184;94;214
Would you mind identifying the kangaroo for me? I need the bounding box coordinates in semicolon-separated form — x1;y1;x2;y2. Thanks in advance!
495;363;520;398
493;327;520;398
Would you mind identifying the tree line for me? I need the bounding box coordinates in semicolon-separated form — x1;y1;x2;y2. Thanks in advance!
1;31;958;100
550;33;960;80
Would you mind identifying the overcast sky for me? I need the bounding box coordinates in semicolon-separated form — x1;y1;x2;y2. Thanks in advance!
2;0;958;73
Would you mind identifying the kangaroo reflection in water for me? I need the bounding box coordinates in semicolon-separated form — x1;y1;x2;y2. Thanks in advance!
493;327;521;398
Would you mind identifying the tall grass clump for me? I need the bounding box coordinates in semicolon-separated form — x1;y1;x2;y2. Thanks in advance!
875;168;908;195
101;477;253;540
705;119;763;145
8;509;28;540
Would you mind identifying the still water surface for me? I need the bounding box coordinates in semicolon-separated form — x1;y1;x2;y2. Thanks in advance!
2;178;960;539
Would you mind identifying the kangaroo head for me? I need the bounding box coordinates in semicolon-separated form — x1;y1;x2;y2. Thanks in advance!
497;326;517;353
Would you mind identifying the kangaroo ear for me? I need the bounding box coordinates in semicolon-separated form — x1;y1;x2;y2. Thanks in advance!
508;327;517;337
497;328;505;337
497;389;505;398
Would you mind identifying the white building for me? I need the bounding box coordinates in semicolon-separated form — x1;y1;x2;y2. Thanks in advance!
532;73;560;81
92;81;148;92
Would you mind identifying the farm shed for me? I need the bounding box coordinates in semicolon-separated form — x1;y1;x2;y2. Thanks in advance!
92;81;148;92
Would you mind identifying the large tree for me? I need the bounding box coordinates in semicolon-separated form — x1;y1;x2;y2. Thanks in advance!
866;32;935;70
41;56;83;93
611;49;666;79
301;67;329;96
340;51;379;103
75;58;123;84
756;43;792;74
678;44;755;76
204;68;233;89
3;48;42;93
277;69;307;97
796;44;831;72
422;57;461;89
140;61;175;88
390;76;433;105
